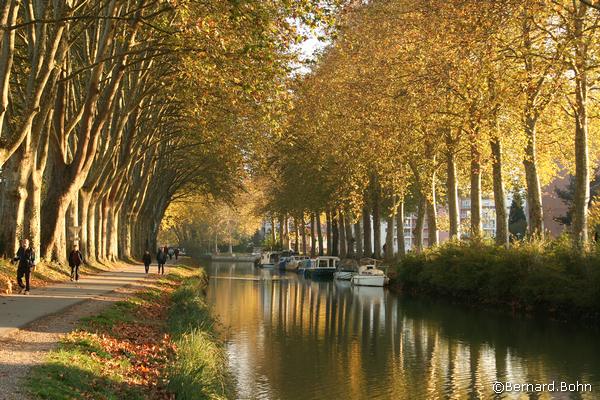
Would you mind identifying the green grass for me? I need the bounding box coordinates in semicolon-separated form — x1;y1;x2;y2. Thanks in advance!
394;237;600;321
26;266;232;400
79;300;137;329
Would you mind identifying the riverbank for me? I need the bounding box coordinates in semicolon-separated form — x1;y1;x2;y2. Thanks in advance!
390;239;600;323
24;265;230;400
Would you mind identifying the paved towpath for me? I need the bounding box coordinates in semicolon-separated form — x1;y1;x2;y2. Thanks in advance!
0;262;170;338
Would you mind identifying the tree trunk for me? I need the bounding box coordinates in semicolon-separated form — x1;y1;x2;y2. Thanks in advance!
427;174;439;247
0;146;31;258
491;137;509;246
67;192;79;249
414;194;426;253
316;212;324;256
79;190;91;259
26;167;43;261
87;196;98;263
385;215;394;260
278;214;284;249
446;131;460;239
338;211;347;258
310;212;316;257
326;210;332;256
270;216;276;249
362;205;372;257
354;220;363;258
396;200;406;258
331;211;339;256
572;3;590;247
293;216;299;253
523;117;544;238
107;206;119;261
344;215;354;258
301;214;307;255
373;189;382;259
470;142;482;238
283;216;290;250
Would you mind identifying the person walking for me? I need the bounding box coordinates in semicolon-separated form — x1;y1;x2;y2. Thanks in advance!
168;247;174;260
13;239;35;295
68;244;84;282
174;248;180;260
157;247;167;275
142;250;152;274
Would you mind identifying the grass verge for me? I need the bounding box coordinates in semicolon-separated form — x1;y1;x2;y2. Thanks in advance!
26;265;232;399
392;237;600;322
166;273;232;400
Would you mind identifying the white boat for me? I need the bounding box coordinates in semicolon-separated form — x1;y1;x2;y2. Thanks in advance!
350;264;389;287
334;259;359;281
334;270;354;280
259;251;281;268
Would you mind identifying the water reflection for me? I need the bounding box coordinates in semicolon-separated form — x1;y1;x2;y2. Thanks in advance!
206;261;600;400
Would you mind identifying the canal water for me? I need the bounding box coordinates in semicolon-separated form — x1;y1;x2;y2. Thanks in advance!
205;261;600;400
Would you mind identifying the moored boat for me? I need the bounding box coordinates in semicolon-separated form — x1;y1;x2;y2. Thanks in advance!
334;259;359;280
306;256;340;278
350;263;389;287
285;255;310;271
259;251;281;268
297;259;314;274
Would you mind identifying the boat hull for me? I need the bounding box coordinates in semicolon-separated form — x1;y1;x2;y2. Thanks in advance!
351;275;388;287
334;271;354;280
307;268;335;278
259;263;275;268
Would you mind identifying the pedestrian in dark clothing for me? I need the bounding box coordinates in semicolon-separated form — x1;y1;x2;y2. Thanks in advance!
13;239;35;295
68;244;84;282
168;247;174;260
143;250;152;274
157;248;167;275
174;248;180;260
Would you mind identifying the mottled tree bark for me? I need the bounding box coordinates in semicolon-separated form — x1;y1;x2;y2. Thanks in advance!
572;2;591;247
385;215;394;260
470;142;482;238
445;130;460;239
491;137;509;246
414;194;426;253
373;185;382;259
427;172;439;247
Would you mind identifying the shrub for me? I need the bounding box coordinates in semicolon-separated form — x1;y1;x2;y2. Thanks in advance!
395;238;600;321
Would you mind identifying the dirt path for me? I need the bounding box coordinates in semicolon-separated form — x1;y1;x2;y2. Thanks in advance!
0;261;179;399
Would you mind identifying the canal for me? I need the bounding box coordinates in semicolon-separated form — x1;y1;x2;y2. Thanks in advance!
205;261;600;399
